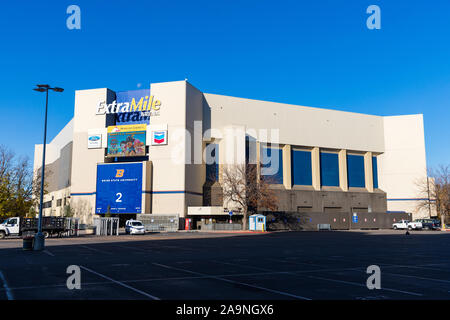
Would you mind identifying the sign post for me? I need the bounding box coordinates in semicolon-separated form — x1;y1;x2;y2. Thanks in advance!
229;211;233;224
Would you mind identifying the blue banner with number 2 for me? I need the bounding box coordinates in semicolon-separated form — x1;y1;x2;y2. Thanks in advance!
95;163;142;214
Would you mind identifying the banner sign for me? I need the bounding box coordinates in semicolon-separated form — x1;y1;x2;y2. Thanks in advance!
87;133;102;149
95;163;142;214
107;124;146;157
151;130;168;145
95;89;161;125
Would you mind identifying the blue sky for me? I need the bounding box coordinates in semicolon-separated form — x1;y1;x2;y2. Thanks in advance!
0;0;448;168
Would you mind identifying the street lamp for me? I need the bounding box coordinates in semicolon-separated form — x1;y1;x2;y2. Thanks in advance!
33;84;64;251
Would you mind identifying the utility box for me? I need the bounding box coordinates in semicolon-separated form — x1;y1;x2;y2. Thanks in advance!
249;214;266;231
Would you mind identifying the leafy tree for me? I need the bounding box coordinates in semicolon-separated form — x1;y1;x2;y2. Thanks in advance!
0;145;51;219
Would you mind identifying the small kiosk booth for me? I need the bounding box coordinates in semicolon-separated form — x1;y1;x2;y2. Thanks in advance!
249;214;266;231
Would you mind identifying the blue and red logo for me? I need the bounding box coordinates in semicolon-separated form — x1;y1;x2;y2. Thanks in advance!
152;131;167;145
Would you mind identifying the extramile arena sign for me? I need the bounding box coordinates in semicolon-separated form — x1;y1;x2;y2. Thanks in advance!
95;95;161;116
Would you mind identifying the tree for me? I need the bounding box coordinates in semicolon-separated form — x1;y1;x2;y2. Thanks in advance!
222;163;278;230
0;145;51;219
63;204;75;217
416;165;450;227
30;167;52;215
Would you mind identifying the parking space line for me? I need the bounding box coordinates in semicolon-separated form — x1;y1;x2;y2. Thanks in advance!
43;250;55;257
266;257;322;267
80;245;112;255
308;275;423;297
0;268;365;294
381;271;450;284
152;262;311;300
0;271;13;300
80;266;160;300
212;260;272;272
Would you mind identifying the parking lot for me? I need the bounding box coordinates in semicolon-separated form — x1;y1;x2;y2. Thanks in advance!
0;230;450;300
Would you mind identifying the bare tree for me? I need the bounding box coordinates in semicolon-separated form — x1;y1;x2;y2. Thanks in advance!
31;167;52;215
222;163;278;230
0;145;14;181
416;165;450;227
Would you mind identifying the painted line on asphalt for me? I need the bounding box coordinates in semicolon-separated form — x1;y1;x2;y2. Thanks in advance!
152;262;311;300
43;250;55;257
115;244;158;253
80;266;160;300
266;257;322;267
381;271;450;285
212;260;273;272
80;245;112;255
0;271;13;300
308;275;423;297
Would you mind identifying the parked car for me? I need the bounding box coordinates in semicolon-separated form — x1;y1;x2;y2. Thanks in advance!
125;220;145;235
392;219;422;230
415;219;440;230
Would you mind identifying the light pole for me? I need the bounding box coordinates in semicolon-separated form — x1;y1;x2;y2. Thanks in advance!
33;84;64;251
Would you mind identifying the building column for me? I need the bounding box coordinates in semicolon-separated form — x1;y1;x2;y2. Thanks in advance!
217;139;224;184
256;141;261;182
339;149;348;191
282;145;292;189
144;160;153;213
311;147;321;190
364;151;374;192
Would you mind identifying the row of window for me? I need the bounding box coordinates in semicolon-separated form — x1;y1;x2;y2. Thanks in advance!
42;197;69;209
205;143;379;189
263;147;379;188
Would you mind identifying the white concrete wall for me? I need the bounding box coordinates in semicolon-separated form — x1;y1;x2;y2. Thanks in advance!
378;114;430;218
34;119;73;171
203;93;385;152
148;81;188;215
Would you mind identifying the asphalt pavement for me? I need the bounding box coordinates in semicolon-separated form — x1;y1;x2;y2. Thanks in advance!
0;230;449;300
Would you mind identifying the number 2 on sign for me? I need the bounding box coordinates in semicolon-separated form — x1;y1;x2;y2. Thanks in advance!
116;193;123;202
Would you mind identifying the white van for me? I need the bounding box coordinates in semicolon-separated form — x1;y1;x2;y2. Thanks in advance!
125;219;145;235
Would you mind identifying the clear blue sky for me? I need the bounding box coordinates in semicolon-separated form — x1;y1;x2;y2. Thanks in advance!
0;0;448;168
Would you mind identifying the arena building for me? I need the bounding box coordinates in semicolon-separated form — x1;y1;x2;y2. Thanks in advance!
33;80;431;228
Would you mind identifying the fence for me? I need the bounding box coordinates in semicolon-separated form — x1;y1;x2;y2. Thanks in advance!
93;217;119;236
200;223;243;231
65;218;80;236
139;214;179;232
266;211;412;231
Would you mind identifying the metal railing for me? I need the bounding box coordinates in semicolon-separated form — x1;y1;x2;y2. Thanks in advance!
139;214;179;232
93;217;119;236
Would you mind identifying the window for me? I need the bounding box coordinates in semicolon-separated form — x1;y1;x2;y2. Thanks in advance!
291;149;312;186
347;154;365;188
320;152;339;187
56;199;62;207
372;156;378;189
206;143;219;181
43;201;52;209
261;146;283;184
